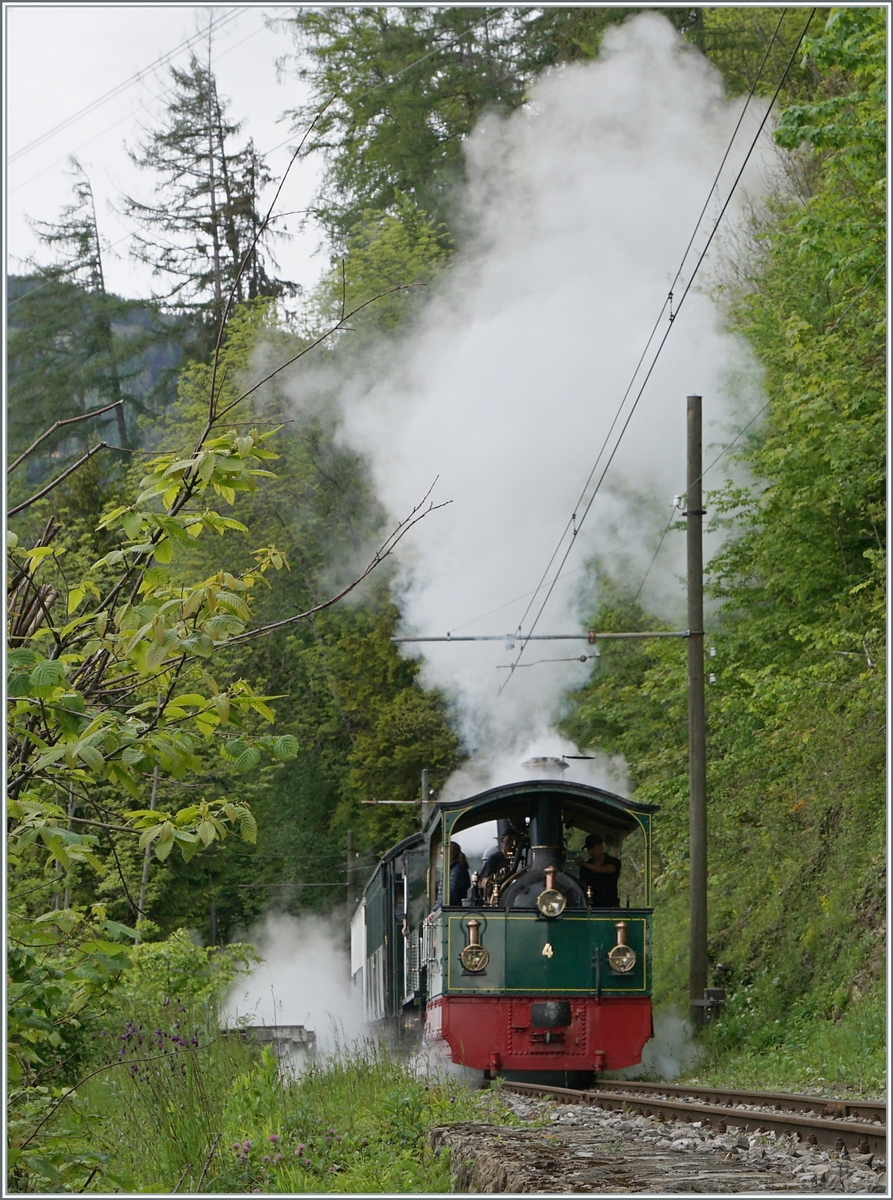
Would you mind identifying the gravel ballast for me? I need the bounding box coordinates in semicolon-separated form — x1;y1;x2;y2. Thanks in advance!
430;1091;887;1193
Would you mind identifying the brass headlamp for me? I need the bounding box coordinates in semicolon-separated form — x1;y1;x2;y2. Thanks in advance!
607;920;637;972
536;865;567;919
459;918;489;972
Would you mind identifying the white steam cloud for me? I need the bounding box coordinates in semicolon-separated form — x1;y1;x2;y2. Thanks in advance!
222;914;364;1055
289;14;769;754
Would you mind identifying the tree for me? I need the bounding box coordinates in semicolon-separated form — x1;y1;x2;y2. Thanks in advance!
281;6;742;251
122;46;290;344
7;260;444;1185
280;6;531;247
7;160;141;500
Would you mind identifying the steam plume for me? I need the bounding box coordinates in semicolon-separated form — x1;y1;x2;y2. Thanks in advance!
291;14;769;751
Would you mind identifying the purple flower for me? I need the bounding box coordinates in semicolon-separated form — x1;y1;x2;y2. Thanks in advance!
273;1154;282;1164
262;1155;271;1164
242;1140;252;1152
295;1143;305;1156
268;1133;279;1144
231;1143;241;1152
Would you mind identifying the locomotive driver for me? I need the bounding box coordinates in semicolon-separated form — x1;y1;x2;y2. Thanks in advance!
576;833;621;906
479;830;519;899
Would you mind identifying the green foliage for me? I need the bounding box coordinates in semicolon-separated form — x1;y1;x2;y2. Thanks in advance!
693;989;885;1095
307;195;451;339
283;6;713;250
121;929;260;1008
699;7;820;100
7;908;137;1087
282;6;528;246
563;8;885;1082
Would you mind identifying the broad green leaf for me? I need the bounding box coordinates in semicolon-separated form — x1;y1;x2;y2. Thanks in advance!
138;827;161;851
7;647;40;670
234;746;261;772
30;659;66;688
238;808;258;844
272;734;300;760
76;744;105;773
122;511;144;540
197;820;217;846
154;838;174;862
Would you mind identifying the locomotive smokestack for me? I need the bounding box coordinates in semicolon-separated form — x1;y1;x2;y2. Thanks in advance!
522;756;568;779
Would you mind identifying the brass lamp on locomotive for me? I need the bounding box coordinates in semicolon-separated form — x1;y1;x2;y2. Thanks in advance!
350;771;656;1077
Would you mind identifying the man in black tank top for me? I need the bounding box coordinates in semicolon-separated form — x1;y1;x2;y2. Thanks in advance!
576;833;621;906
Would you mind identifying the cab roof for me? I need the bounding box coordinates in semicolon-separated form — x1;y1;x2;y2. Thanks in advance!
424;778;656;841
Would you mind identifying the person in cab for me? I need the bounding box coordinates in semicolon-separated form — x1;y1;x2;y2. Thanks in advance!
576;833;621;906
479;830;519;900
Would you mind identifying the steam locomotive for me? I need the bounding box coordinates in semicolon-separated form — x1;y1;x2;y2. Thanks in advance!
350;761;656;1078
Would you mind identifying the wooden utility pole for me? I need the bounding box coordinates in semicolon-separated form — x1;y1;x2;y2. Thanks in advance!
346;829;356;914
687;394;708;1028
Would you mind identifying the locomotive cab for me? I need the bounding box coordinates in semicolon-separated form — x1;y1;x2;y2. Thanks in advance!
424;778;656;1077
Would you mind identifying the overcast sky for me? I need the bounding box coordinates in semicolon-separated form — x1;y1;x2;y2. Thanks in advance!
5;3;327;300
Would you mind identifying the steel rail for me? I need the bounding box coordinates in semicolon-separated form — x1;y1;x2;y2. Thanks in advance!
583;1079;886;1124
502;1081;886;1161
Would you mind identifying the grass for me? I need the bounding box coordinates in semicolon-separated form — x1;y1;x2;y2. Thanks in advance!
649;883;886;1101
38;1002;516;1193
685;988;886;1098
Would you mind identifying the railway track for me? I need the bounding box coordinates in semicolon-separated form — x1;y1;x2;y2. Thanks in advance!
502;1080;886;1161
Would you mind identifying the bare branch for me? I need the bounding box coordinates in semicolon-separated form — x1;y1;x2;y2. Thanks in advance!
8;443;130;518
227;482;450;647
195;1133;222;1194
210;282;424;425
205;96;336;436
7;401;124;475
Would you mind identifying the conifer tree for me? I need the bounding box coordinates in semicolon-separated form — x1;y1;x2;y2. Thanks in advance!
8;160;137;488
121;44;289;347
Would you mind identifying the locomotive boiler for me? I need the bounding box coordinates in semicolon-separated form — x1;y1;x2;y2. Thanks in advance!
350;763;656;1078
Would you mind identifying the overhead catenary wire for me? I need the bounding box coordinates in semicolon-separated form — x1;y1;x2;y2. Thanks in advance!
631;252;883;603
506;8;794;651
8;7;249;163
9;15;269;198
490;7;817;703
446;200;873;643
410;11;803;645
